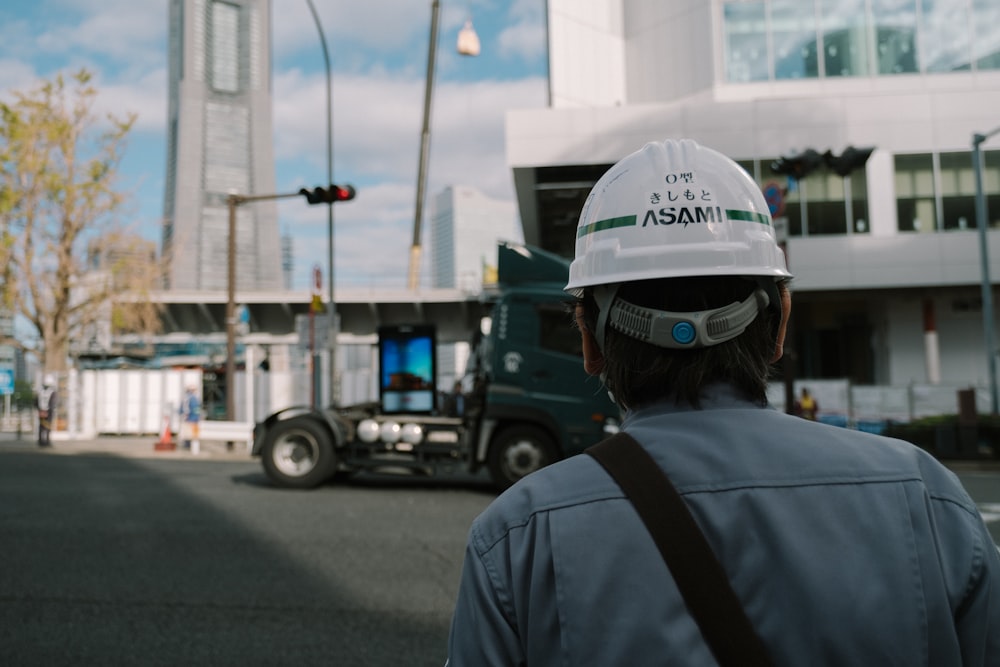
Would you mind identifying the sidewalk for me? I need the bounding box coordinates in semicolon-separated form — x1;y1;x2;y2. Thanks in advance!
0;433;255;461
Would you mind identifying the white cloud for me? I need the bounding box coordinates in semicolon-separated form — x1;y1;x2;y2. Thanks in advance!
498;0;547;63
273;70;546;192
271;0;441;66
271;69;547;287
3;0;550;290
93;68;168;132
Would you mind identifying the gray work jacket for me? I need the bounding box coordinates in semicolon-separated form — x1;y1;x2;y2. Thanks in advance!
447;385;1000;666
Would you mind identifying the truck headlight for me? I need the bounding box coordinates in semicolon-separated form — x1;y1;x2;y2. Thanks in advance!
357;419;380;443
380;421;401;443
400;423;423;445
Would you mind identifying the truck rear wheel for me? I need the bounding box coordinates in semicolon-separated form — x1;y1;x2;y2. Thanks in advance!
260;417;337;489
488;425;557;491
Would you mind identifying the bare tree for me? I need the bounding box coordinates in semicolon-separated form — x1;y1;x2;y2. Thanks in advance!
0;69;163;373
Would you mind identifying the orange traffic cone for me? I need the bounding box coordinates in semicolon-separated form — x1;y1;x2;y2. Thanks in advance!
154;415;176;451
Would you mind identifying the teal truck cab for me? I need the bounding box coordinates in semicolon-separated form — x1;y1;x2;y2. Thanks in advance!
251;242;619;490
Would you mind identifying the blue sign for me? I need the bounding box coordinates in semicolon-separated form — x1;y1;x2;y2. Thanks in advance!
0;369;13;396
762;181;785;217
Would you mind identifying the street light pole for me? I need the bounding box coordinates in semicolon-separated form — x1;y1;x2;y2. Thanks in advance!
973;125;1000;414
226;190;306;422
407;2;479;290
407;0;441;291
304;0;337;406
226;196;237;422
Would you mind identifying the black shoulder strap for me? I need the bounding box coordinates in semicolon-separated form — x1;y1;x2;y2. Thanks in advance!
586;432;772;667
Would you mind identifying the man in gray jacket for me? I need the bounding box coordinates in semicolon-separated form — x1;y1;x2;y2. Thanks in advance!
446;139;1000;666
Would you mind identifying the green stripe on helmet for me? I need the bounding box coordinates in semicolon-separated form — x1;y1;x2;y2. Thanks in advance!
577;214;637;238
726;209;771;226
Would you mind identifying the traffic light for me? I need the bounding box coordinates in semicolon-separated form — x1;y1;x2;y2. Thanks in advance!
770;149;824;180
299;184;357;205
823;146;875;177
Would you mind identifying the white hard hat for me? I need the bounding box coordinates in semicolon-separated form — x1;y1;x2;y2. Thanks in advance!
566;139;792;350
43;374;55;386
565;138;791;296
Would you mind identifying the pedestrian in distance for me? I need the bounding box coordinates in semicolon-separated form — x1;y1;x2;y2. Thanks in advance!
36;374;57;448
179;384;202;455
446;139;1000;666
794;386;819;420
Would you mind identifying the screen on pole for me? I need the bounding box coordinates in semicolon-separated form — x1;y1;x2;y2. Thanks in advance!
378;325;437;414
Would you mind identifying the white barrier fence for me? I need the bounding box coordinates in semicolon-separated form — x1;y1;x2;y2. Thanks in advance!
6;367;990;441
21;365;377;441
767;379;989;431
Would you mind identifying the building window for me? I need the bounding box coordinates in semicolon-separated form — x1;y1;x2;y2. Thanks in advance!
818;0;872;77
210;1;240;93
724;2;769;82
920;0;971;72
804;170;850;235
723;0;996;81
895;153;937;232
537;304;581;358
985;151;1000;228
846;169;870;233
973;0;1000;70
772;0;819;79
896;150;1000;232
940;151;980;230
754;155;871;237
872;0;918;74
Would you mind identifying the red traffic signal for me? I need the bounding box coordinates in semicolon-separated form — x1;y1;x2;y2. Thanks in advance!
299;184;357;205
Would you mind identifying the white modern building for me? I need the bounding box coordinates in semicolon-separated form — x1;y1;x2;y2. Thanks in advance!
506;0;1000;404
430;185;523;291
163;0;283;291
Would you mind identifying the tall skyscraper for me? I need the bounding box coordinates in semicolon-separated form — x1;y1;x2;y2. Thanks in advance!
430;185;522;291
163;0;282;291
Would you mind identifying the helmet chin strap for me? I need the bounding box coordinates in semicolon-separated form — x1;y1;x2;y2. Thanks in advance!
591;283;770;351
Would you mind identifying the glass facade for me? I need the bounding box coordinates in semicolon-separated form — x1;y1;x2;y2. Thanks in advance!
724;2;768;82
742;149;1000;238
723;0;1000;81
210;1;240;93
820;0;871;76
773;0;819;79
746;156;868;238
895;153;936;232
895;150;1000;232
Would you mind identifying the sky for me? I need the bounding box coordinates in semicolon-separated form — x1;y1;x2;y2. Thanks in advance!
0;0;549;290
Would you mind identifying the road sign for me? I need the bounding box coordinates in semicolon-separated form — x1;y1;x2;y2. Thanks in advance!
762;181;785;217
0;368;13;396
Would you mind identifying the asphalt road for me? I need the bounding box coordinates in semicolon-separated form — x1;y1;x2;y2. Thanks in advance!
0;447;495;666
1;438;997;666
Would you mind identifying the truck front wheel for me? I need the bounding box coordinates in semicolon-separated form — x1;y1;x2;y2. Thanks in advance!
488;425;557;491
260;417;337;489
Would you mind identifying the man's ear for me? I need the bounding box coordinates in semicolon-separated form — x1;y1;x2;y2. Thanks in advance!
580;323;605;376
770;285;792;364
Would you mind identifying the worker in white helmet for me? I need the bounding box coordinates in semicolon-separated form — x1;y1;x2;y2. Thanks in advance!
447;139;999;666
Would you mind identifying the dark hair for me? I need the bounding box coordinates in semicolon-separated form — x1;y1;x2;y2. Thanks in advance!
580;276;786;409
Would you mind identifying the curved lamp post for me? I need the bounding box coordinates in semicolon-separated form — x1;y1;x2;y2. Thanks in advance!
407;2;480;290
304;0;337;406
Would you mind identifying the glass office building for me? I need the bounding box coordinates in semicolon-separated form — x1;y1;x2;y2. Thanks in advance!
506;0;1000;389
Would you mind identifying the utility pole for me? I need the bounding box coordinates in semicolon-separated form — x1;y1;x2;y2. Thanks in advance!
973;126;1000;414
